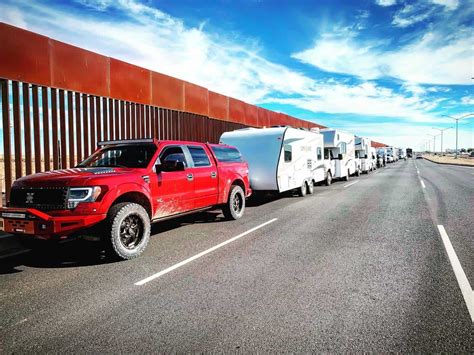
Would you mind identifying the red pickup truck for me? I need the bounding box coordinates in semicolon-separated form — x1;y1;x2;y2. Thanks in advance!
0;139;251;259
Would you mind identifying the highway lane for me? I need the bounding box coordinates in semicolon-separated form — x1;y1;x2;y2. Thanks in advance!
0;159;472;352
414;159;474;286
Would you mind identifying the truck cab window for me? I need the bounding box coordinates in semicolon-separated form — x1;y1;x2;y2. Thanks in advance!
284;145;292;162
159;146;188;167
188;146;211;167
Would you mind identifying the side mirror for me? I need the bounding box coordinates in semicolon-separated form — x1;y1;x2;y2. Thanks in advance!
338;154;343;160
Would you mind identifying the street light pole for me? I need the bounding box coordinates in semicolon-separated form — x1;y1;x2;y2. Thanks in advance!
442;113;474;158
427;134;437;154
432;127;452;154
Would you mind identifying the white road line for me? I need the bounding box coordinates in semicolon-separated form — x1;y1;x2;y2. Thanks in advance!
343;181;359;188
437;225;474;322
135;218;278;286
419;179;426;188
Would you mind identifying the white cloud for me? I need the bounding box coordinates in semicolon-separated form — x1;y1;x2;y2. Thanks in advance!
266;81;441;123
0;4;27;28
375;0;397;7
460;96;474;105
431;0;459;11
292;29;472;85
0;0;315;104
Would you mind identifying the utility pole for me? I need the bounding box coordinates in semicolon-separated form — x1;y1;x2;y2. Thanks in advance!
427;134;437;154
432;127;451;155
442;113;474;158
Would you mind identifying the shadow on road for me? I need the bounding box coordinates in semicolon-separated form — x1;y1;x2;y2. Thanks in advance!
0;194;289;273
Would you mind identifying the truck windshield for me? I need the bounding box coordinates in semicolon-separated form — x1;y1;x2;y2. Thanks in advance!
77;144;157;168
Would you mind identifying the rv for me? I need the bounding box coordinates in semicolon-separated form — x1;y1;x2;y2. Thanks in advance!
320;129;356;181
386;147;395;163
376;148;387;167
220;127;330;196
355;137;376;173
398;148;407;160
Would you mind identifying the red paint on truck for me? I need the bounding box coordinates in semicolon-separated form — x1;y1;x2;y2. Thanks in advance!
0;139;251;259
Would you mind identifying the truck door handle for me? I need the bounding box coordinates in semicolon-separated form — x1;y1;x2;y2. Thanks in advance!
187;173;194;181
210;172;217;178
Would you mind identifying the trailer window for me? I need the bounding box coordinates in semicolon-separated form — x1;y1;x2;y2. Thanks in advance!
188;146;211;167
339;142;347;154
317;147;322;160
284;145;292;162
211;146;243;163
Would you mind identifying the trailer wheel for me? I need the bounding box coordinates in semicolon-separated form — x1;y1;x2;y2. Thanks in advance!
343;170;350;181
298;181;307;197
307;181;314;194
325;171;332;186
222;185;245;220
355;167;361;176
105;202;150;260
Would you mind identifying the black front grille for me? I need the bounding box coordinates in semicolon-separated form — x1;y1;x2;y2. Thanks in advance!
9;187;69;211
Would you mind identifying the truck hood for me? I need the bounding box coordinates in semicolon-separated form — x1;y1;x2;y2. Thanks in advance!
13;167;140;188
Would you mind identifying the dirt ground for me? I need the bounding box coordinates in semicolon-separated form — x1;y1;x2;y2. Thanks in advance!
423;154;474;166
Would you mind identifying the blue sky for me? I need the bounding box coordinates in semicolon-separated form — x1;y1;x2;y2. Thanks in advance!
0;0;472;149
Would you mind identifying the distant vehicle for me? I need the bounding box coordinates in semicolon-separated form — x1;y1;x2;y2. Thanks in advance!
386;147;395;163
0;139;251;260
470;151;474;157
398;148;407;160
376;148;387;168
321;128;357;180
406;148;413;158
220;126;328;196
416;153;423;159
355;136;376;173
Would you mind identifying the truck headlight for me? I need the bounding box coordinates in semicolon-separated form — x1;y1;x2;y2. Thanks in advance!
68;187;102;208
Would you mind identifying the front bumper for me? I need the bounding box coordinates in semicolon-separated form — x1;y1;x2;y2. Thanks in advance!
0;207;106;238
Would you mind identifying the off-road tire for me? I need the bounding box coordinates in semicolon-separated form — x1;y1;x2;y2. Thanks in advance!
222;185;245;220
356;167;361;176
307;181;314;195
325;171;332;186
105;202;150;260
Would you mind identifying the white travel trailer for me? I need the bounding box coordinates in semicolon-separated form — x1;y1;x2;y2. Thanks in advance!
320;129;356;181
220;127;328;196
376;147;387;167
369;147;378;169
355;136;376;173
398;148;407;160
386;146;395;163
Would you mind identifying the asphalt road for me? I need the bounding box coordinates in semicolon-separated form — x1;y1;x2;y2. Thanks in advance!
0;159;472;352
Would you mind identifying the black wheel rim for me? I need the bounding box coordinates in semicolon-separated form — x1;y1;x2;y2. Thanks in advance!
119;214;143;250
232;192;243;214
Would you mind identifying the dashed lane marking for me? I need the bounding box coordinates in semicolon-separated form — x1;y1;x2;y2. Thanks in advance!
437;225;474;322
343;181;359;188
135;218;278;286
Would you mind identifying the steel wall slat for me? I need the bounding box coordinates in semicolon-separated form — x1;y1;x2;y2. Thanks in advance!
22;83;32;175
42;87;50;171
102;97;108;141
120;101;125;139
90;95;96;152
1;80;12;201
82;93;89;158
108;98;114;140
75;92;82;163
32;86;42;172
96;96;101;143
114;99;119;139
12;81;22;179
125;102;130;139
51;88;59;170
58;90;67;168
67;91;75;167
